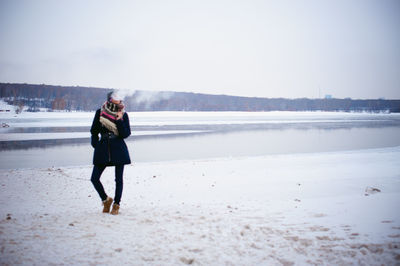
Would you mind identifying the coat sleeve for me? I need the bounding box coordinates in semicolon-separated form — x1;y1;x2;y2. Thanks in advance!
90;109;101;148
116;112;131;139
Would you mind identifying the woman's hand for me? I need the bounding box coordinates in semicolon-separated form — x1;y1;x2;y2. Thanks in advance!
116;111;123;120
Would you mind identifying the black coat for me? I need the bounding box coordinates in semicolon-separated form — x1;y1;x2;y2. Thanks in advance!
90;109;131;166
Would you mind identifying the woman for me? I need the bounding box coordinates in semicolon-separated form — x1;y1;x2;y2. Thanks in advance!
90;91;131;215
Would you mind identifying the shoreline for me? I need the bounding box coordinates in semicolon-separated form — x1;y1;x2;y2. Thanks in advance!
1;145;400;171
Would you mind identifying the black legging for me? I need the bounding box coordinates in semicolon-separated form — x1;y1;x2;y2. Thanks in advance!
91;164;124;205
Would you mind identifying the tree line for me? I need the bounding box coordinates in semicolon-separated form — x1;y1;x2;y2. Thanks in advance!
1;82;399;112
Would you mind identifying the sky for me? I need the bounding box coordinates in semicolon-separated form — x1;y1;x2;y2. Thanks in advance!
0;0;399;99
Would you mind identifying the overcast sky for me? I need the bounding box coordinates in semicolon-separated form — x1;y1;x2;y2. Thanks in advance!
0;0;399;99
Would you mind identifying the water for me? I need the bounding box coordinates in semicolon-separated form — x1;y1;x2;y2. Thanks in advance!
1;112;400;169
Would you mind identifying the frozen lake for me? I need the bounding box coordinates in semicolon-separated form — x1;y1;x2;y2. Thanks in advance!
1;111;400;169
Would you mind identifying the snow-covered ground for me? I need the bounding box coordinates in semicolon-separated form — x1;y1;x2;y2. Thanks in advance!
0;100;16;113
1;147;399;265
1;110;399;128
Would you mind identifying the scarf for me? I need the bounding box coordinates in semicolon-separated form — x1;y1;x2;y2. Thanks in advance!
99;101;125;136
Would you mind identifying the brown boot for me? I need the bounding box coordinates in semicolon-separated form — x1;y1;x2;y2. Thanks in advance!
110;203;120;215
102;197;113;213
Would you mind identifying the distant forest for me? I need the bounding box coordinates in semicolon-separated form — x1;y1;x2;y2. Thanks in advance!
1;82;399;112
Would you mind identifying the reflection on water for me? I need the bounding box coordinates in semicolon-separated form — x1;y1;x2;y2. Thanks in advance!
1;119;400;151
0;124;400;169
1;116;400;133
131;126;400;161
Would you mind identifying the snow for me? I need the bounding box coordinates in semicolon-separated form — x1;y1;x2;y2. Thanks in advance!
1;110;399;128
0;147;399;265
0;99;16;113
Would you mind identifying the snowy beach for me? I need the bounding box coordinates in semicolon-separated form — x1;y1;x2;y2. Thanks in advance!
2;0;400;264
1;146;399;265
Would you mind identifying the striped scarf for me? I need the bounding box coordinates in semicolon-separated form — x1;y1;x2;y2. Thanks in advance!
99;101;125;136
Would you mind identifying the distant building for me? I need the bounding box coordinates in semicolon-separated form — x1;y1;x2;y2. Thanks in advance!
325;94;332;99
